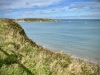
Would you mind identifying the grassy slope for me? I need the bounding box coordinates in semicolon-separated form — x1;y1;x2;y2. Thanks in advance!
0;18;100;75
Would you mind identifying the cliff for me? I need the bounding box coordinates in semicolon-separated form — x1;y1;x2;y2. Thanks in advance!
0;18;99;75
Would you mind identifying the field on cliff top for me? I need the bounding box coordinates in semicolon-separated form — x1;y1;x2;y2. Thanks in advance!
0;18;100;75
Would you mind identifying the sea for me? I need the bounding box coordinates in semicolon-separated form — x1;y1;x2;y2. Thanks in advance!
18;19;100;63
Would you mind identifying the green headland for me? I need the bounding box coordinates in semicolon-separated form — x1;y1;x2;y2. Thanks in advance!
0;18;100;75
15;18;60;22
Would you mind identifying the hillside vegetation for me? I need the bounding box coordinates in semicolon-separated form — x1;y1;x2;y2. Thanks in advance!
16;18;57;22
0;18;100;75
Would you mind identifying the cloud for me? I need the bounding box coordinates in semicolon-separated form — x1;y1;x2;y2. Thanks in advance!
90;7;99;11
78;13;100;17
69;4;85;9
39;11;44;14
33;5;38;8
51;9;56;11
69;4;76;9
61;8;66;11
26;11;33;14
60;7;68;11
54;13;100;19
5;7;12;12
38;10;53;14
97;0;100;2
0;0;62;9
26;2;30;5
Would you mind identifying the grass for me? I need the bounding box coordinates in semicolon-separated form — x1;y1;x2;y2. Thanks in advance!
0;18;100;75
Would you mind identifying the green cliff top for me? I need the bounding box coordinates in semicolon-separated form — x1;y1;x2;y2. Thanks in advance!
16;18;58;22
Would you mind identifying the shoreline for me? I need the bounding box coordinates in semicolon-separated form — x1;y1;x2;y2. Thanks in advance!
18;19;100;65
37;44;100;64
36;43;99;64
70;55;98;64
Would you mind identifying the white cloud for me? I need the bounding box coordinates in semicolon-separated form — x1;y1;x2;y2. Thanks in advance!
69;4;85;9
0;0;62;9
38;10;54;14
90;7;99;11
26;11;33;14
5;7;12;12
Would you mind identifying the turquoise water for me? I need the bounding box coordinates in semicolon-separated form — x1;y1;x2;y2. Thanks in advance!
19;19;100;63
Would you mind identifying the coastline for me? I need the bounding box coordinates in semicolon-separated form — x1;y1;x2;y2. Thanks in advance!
27;39;99;64
70;55;98;64
0;18;99;75
18;20;100;64
15;18;61;22
37;43;99;64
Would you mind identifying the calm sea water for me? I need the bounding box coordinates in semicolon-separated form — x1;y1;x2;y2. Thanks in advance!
19;19;100;63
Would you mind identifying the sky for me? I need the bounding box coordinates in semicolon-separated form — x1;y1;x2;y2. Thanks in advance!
0;0;100;19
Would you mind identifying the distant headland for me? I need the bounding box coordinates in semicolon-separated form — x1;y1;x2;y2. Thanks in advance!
15;18;61;22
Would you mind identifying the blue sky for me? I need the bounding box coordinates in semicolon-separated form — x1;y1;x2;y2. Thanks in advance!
0;0;100;19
